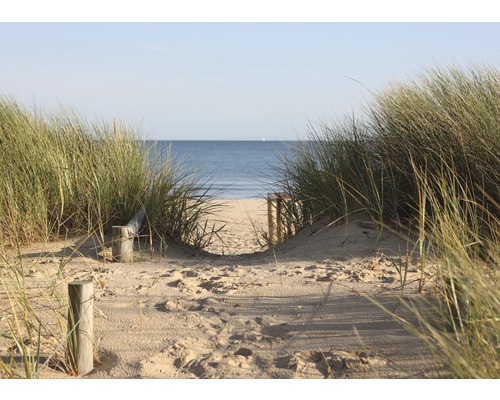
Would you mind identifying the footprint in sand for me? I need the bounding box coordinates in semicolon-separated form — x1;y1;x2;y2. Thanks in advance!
140;338;261;378
275;350;387;378
167;278;201;295
198;277;242;294
155;296;226;315
295;259;402;285
154;299;198;312
181;269;199;278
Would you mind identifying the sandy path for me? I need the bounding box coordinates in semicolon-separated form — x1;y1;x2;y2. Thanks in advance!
0;199;441;379
202;199;269;255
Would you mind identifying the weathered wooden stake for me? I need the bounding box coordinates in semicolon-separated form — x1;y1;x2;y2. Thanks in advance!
267;193;276;245
112;209;145;263
67;281;93;376
268;193;294;245
276;196;283;244
112;225;135;262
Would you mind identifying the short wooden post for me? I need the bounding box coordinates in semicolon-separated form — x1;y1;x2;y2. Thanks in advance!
276;195;283;244
281;194;294;238
267;193;276;245
112;225;135;262
112;208;145;263
67;281;93;376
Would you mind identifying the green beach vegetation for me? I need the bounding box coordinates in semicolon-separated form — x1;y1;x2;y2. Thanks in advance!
0;96;219;377
0;96;219;250
276;63;499;378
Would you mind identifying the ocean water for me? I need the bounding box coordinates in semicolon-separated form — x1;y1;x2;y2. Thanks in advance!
151;141;294;199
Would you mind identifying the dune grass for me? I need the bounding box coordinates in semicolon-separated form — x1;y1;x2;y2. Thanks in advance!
407;164;499;378
0;96;219;250
276;63;499;378
369;63;499;225
278;63;499;230
0;253;71;378
0;96;221;377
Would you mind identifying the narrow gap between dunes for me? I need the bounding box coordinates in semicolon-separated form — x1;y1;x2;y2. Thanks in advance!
202;199;269;256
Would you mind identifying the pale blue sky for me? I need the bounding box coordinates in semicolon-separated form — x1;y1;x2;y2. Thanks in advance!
1;22;499;140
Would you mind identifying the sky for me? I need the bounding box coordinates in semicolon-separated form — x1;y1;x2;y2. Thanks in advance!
1;3;499;141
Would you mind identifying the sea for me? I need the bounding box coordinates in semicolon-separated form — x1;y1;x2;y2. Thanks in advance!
151;140;295;199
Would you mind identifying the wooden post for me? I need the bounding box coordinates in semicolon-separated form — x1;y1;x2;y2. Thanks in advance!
267;193;276;245
67;281;93;376
276;195;283;244
112;208;145;263
112;225;135;262
281;194;294;239
268;193;295;245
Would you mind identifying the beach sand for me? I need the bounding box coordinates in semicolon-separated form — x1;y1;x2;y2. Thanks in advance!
1;199;441;379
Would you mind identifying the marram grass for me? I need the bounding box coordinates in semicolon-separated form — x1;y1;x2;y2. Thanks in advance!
276;63;499;378
0;95;222;378
278;63;499;232
0;96;219;250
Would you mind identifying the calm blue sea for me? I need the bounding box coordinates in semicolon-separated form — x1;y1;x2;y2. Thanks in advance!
151;141;294;199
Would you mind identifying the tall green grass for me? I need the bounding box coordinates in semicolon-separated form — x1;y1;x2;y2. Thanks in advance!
0;96;219;250
0;95;222;378
371;160;499;378
278;64;499;231
276;117;385;225
277;63;499;378
370;63;499;224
